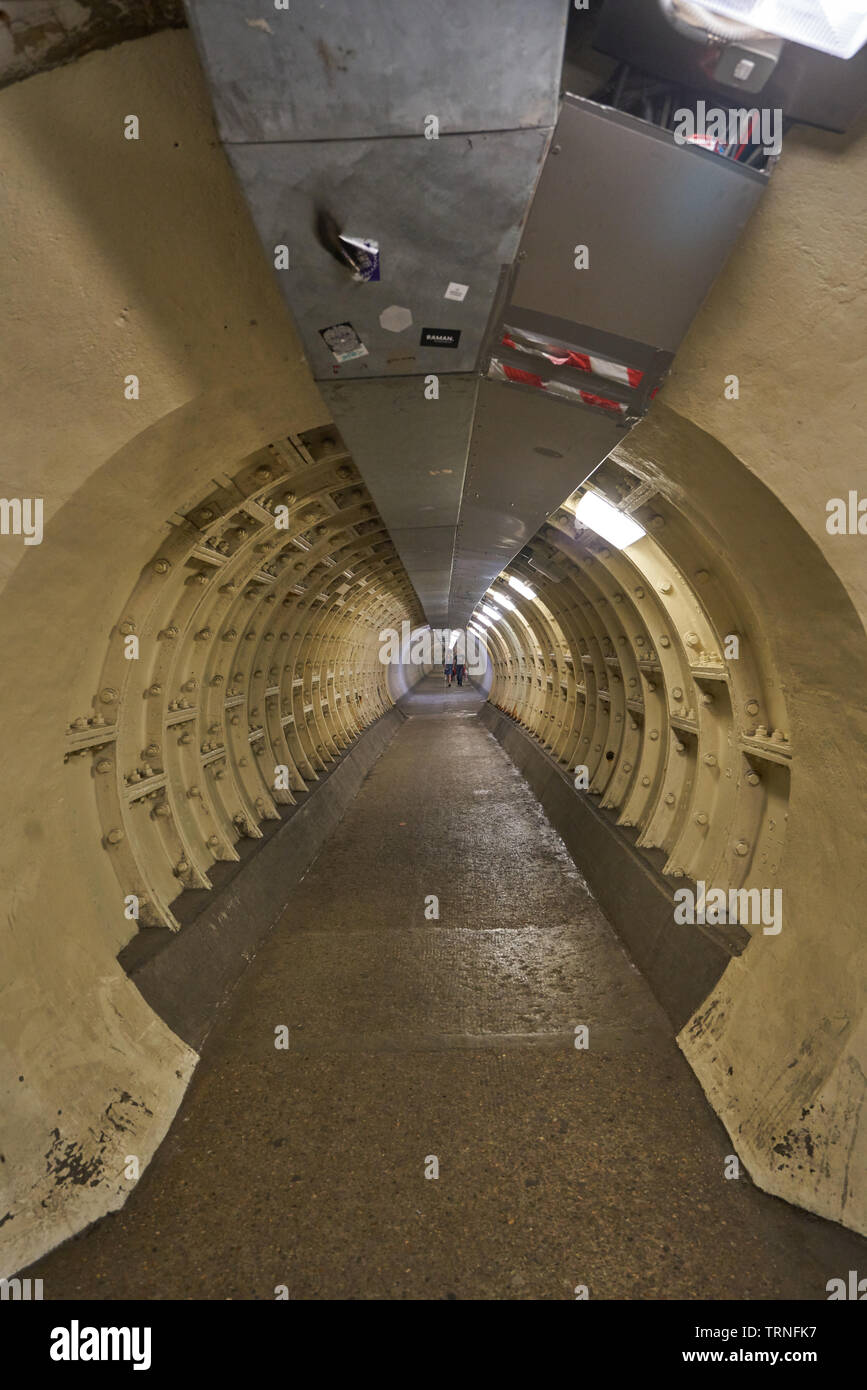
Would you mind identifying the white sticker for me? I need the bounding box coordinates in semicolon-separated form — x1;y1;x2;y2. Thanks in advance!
444;282;469;302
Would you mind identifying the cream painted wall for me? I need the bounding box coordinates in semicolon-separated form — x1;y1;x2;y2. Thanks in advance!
0;30;332;1276
663;124;867;631
646;127;867;1232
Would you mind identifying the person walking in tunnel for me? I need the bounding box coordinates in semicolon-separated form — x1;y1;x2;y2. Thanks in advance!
444;656;453;687
454;657;466;686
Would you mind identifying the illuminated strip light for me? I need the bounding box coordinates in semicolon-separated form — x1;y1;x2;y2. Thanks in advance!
473;612;493;627
488;359;628;418
487;588;517;611
481;603;502;620
502;327;643;388
575;491;646;549
702;1;867;60
507;575;535;599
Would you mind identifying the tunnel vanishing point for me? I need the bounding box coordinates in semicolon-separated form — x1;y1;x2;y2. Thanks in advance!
1;1;866;1303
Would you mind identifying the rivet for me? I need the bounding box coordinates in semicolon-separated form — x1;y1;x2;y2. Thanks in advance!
672;686;683;700
657;580;672;594
703;753;717;766
664;793;675;806
649;730;659;740
746;771;760;786
685;632;700;648
95;759;113;774
153;558;171;575
734;839;750;857
745;699;759;716
641;776;651;787
694;812;708;826
659;635;670;648
106;828;124;845
100;688;118;704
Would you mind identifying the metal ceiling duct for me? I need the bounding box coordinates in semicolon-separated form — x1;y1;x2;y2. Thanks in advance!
186;1;770;632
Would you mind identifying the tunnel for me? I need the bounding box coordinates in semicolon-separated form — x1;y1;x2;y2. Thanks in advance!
2;0;867;1319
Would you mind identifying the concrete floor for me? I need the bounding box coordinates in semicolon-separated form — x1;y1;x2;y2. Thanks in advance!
29;677;867;1299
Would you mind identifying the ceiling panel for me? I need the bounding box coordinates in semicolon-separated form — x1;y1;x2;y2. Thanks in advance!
320;377;477;531
228;131;549;380
510;96;766;354
186;0;569;143
447;379;624;625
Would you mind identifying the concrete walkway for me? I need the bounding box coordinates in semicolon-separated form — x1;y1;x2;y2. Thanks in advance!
29;677;867;1298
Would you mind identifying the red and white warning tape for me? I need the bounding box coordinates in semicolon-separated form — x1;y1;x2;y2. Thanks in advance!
502;326;644;390
488;358;628;417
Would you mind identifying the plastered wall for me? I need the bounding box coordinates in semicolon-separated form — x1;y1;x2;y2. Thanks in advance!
0;30;419;1276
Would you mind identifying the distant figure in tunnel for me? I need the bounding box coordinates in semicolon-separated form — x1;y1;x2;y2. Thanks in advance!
444;658;453;687
454;658;466;687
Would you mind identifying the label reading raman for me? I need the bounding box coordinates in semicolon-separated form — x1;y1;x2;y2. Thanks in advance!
420;327;461;349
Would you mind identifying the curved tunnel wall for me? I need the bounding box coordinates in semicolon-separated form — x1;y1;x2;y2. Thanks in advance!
477;415;867;1235
0;32;420;1276
0;28;864;1274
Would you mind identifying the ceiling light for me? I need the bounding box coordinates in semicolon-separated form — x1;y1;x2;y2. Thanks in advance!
474;612;493;627
701;0;867;58
507;575;535;599
481;603;502;620
487;588;517;611
574;492;646;549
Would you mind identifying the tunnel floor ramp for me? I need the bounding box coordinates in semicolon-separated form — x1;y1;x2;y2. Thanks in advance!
28;677;867;1298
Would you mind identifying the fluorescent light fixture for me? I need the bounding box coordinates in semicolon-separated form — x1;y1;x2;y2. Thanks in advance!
574;491;646;549
468;620;488;639
507;575;536;599
481;603;502;620
473;612;493;627
488;588;517;611
704;0;867;59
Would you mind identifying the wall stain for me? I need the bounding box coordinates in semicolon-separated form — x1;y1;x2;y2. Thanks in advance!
43;1091;153;1191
